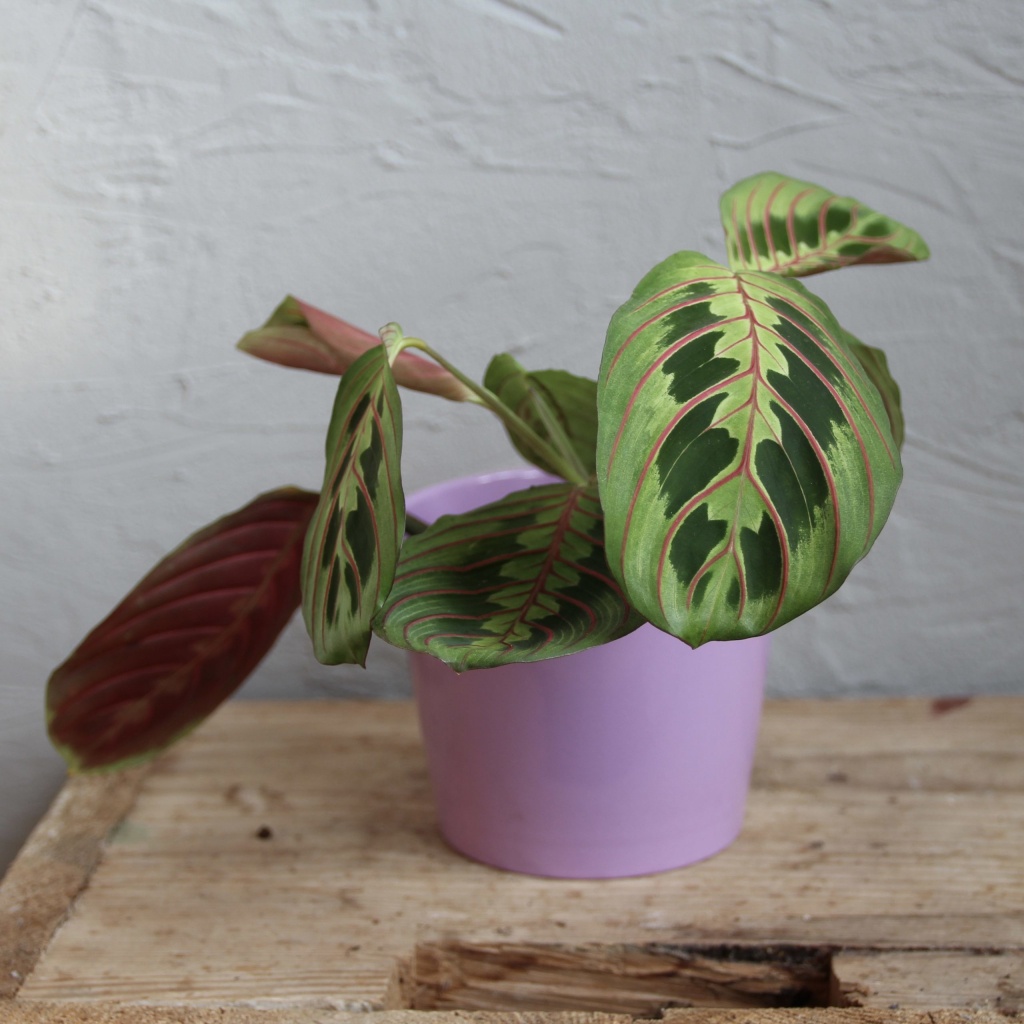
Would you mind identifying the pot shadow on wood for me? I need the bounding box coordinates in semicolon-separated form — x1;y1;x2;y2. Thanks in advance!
401;941;836;1016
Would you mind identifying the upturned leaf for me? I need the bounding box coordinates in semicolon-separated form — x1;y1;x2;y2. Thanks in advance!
373;482;643;670
238;296;475;402
720;172;929;278
47;488;319;772
484;354;598;479
302;326;409;665
597;251;902;647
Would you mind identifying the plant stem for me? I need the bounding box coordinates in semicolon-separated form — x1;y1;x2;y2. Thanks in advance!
401;338;589;486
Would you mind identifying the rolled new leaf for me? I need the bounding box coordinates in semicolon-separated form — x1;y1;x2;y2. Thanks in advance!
721;172;929;277
374;482;643;670
46;487;319;772
597;251;903;647
302;325;409;665
484;354;599;478
238;296;475;402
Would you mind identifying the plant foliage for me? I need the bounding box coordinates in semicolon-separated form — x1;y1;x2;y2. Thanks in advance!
47;170;928;771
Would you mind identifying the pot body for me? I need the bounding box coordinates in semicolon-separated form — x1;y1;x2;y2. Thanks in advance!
407;469;770;878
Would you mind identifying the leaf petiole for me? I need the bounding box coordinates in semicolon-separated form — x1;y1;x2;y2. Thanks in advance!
400;337;589;486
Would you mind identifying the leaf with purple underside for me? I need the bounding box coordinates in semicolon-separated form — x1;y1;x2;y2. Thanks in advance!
238;296;474;402
46;488;319;773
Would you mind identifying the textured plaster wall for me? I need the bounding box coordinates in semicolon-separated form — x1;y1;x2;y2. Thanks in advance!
2;0;1023;869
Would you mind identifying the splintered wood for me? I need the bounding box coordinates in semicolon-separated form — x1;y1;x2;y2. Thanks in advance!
1;695;1022;1022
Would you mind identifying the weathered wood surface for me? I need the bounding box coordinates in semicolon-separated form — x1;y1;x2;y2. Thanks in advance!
0;768;149;999
833;950;1024;1013
3;696;1022;1017
0;1006;1012;1024
410;941;832;1013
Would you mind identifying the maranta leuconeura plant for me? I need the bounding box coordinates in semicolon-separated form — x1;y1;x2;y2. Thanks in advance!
47;171;928;770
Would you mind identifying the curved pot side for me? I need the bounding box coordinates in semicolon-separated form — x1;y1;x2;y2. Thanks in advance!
407;469;770;879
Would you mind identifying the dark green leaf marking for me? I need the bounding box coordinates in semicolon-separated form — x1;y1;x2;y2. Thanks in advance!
662;330;737;404
767;350;845;451
326;555;341;622
301;340;406;666
691;573;713;607
656;395;738;518
766;298;843;387
824;205;852;235
755;438;811;549
770;401;830;513
669;503;728;586
654;301;726;348
739;511;783;603
345;489;375;586
360;421;383;501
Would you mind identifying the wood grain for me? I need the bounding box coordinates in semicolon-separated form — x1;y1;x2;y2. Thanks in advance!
0;1008;1012;1024
0;766;149;998
6;696;1023;1015
833;950;1024;1013
410;941;831;1013
752;695;1024;791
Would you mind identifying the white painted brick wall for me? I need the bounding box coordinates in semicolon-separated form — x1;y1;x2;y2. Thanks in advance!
2;0;1022;867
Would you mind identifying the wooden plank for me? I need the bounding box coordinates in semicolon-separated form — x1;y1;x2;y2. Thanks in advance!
409;941;832;1013
662;1013;1010;1024
833;950;1024;1013
14;699;1023;1009
0;1009;629;1024
0;1008;1011;1024
753;695;1024;791
0;766;150;999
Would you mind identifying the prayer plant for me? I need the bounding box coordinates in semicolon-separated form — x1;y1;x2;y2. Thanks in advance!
47;171;929;772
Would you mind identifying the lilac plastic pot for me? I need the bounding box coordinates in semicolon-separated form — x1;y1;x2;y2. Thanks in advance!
407;469;770;879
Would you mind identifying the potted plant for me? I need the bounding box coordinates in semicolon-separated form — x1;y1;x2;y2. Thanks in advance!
45;171;928;878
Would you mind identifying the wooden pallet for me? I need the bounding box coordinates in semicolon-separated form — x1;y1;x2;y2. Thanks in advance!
2;696;1022;1023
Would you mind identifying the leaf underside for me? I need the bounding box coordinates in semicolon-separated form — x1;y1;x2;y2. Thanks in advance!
238;296;474;401
720;171;930;278
597;251;903;647
484;354;599;478
373;482;643;671
46;488;319;772
302;338;406;665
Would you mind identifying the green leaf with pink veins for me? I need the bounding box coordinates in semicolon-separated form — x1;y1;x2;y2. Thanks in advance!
301;324;412;666
596;251;903;647
720;172;930;278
